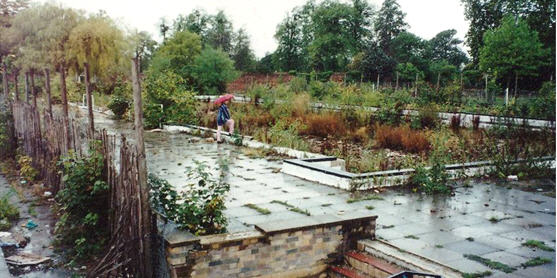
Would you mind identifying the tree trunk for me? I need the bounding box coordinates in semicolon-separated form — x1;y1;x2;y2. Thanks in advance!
25;72;30;103
514;73;518;98
14;72;19;101
2;62;8;98
131;56;153;278
436;72;441;91
44;68;52;116
84;62;94;138
31;70;36;108
59;67;70;151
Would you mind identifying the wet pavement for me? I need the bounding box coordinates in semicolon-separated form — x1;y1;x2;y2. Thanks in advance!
92;110;556;277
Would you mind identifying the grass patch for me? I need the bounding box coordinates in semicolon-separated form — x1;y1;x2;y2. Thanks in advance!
489;216;499;223
462;271;492;278
464;254;516;273
521;257;552;268
522;240;555;251
321;203;332;207
0;197;19;230
466;237;474;242
404;235;419;240
365;205;375;210
243;203;271;215
435;244;443;248
347;194;384;203
382;225;394;229
271;200;311;216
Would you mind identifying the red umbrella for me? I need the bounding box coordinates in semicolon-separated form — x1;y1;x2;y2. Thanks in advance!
214;94;234;105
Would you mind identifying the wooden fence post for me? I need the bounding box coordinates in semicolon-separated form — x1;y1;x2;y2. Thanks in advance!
84;62;94;138
132;56;153;278
31;70;36;108
59;67;71;151
14;70;19;101
44;68;52;116
25;72;29;103
2;62;8;98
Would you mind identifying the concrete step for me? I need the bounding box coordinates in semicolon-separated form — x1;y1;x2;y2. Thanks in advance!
329;265;368;278
358;239;462;278
346;251;403;278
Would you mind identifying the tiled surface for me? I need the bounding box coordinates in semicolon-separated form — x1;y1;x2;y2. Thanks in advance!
94;115;556;277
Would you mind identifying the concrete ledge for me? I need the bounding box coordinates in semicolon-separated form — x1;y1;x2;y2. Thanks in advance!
255;214;377;235
283;156;556;191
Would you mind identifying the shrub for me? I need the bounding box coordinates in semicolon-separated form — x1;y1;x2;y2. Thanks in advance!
165;90;197;125
0;99;15;159
415;107;439;129
301;113;346;138
408;149;451;194
144;103;164;129
17;155;38;182
291;93;310;117
0;197;19;231
268;119;309;151
55;142;109;261
351;127;370;143
374;124;430;154
149;160;230;235
289;77;308;93
107;93;130;118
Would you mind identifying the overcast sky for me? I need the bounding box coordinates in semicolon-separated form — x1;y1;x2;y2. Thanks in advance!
39;0;470;58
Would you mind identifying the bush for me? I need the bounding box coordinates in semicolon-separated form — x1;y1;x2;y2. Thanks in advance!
149;160;229;235
408;138;451;194
268;119;309;151
192;48;238;95
374;124;430;154
55;142;109;261
107;93;130;118
17;155;38;182
0;99;15;158
301;113;346;138
144;103;164;129
289;77;308;93
0;197;19;231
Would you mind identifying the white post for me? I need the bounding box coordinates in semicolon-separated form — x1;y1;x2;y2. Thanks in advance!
505;88;509;106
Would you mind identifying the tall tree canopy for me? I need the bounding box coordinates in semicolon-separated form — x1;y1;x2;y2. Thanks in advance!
374;0;408;54
231;28;256;72
428;29;468;67
479;16;547;89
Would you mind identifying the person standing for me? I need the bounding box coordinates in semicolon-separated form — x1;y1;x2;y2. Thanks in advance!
216;97;234;143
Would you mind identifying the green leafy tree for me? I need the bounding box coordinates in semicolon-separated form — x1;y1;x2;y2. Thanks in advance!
396;62;423;82
374;0;408;54
206;11;233;53
172;9;210;39
428;29;468;67
231;28;256;72
129;31;157;72
273;13;305;71
349;0;375;52
360;43;396;81
191;48;237;95
149;30;202;81
256;53;275;74
391;32;429;73
308;0;353;71
479;16;547;92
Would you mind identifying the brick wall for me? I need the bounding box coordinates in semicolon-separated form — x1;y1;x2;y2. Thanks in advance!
164;215;377;278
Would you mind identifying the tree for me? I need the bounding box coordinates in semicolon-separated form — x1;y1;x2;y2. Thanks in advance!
172;9;210;40
349;0;375;52
428;29;468;67
396;62;424;82
461;0;555;67
149;30;202;82
191;48;237;95
231;28;256;72
205;11;233;53
479;16;547;93
308;0;354;71
273;13;304;71
256;53;275;74
129;31;157;72
68;14;125;135
0;0;29;97
374;0;408;54
391;32;429;73
360;43;396;81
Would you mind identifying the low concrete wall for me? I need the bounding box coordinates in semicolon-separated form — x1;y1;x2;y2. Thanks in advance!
283;156;556;191
162;214;377;278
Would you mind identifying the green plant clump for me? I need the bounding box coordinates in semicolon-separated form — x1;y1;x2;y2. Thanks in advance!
464;254;516;273
17;155;38;182
0;197;19;231
55;142;109;261
243;203;271;215
521;257;552;268
346;194;384;203
149;160;230;235
521;240;555;251
462;271;493;278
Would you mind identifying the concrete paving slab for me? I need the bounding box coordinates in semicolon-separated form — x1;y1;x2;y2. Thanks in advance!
482;251;529;267
443;240;501;256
